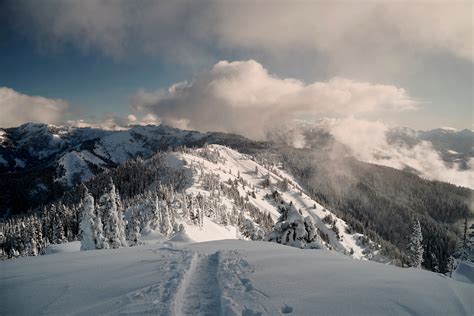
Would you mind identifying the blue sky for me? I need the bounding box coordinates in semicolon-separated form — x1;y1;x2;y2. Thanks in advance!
0;22;192;121
0;1;472;131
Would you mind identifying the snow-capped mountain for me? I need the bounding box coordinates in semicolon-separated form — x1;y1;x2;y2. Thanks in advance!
0;123;264;215
0;123;263;184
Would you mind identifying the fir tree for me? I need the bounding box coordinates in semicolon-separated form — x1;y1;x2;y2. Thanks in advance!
408;220;424;268
80;190;96;251
99;179;127;248
160;202;172;236
127;210;141;246
94;213;108;249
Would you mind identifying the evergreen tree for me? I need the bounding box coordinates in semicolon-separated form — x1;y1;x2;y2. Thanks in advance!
408;220;424;268
80;190;96;251
52;211;66;244
99;179;127;248
94;213;108;249
127;210;141;246
160;202;172;236
446;256;456;277
266;203;321;249
454;218;472;262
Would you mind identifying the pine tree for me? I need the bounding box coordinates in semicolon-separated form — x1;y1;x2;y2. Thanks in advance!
52;211;66;244
27;220;38;256
150;193;161;231
94;214;108;249
408;220;424;268
127;210;141;246
266;203;321;249
33;216;44;255
80;190;96;251
462;218;468;249
99;179;127;248
454;217;472;262
446;256;456;277
181;194;189;219
160;202;172;236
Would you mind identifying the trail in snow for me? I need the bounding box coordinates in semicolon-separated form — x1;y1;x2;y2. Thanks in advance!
172;250;275;316
174;252;222;316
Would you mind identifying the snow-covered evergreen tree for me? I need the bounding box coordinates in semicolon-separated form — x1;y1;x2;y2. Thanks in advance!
52;211;66;244
94;213;108;249
266;203;321;249
160;202;172;236
99;179;127;248
26;220;38;256
408;220;424;268
80;190;96;251
127;210;141;246
240;218;265;240
457;218;472;260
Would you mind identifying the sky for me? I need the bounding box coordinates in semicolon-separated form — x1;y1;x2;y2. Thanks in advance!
0;0;472;132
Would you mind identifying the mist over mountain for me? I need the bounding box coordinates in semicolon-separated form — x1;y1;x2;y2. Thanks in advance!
288;120;474;189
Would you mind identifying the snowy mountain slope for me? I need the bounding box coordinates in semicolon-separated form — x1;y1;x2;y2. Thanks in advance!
0;123;262;179
1;240;472;316
170;145;381;260
0;123;265;215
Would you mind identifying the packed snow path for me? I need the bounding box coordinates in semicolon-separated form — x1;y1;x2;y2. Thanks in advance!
174;252;222;315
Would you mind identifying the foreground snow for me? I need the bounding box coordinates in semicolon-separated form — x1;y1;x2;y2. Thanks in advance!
1;240;472;315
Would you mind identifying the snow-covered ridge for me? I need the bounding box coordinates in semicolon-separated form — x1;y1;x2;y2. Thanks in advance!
0;123;257;187
173;145;381;260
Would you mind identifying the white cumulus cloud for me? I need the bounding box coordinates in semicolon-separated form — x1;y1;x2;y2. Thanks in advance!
132;60;417;139
0;87;69;128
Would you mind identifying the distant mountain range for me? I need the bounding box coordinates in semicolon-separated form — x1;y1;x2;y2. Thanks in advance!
387;127;473;169
0;123;265;215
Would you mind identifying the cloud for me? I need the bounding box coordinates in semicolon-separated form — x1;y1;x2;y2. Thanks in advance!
6;1;472;65
66;112;162;131
0;87;69;128
323;117;474;189
6;0;212;62
211;1;473;68
132;60;416;139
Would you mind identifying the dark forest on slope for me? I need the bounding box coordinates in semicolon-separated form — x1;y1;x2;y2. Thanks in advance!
274;146;471;272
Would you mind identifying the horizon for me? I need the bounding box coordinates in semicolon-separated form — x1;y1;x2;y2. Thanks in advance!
2;120;474;135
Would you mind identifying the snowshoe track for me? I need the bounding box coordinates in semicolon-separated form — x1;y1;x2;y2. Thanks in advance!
173;250;272;316
174;252;222;316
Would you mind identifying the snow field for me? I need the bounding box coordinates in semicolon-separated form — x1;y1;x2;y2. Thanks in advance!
2;240;472;315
